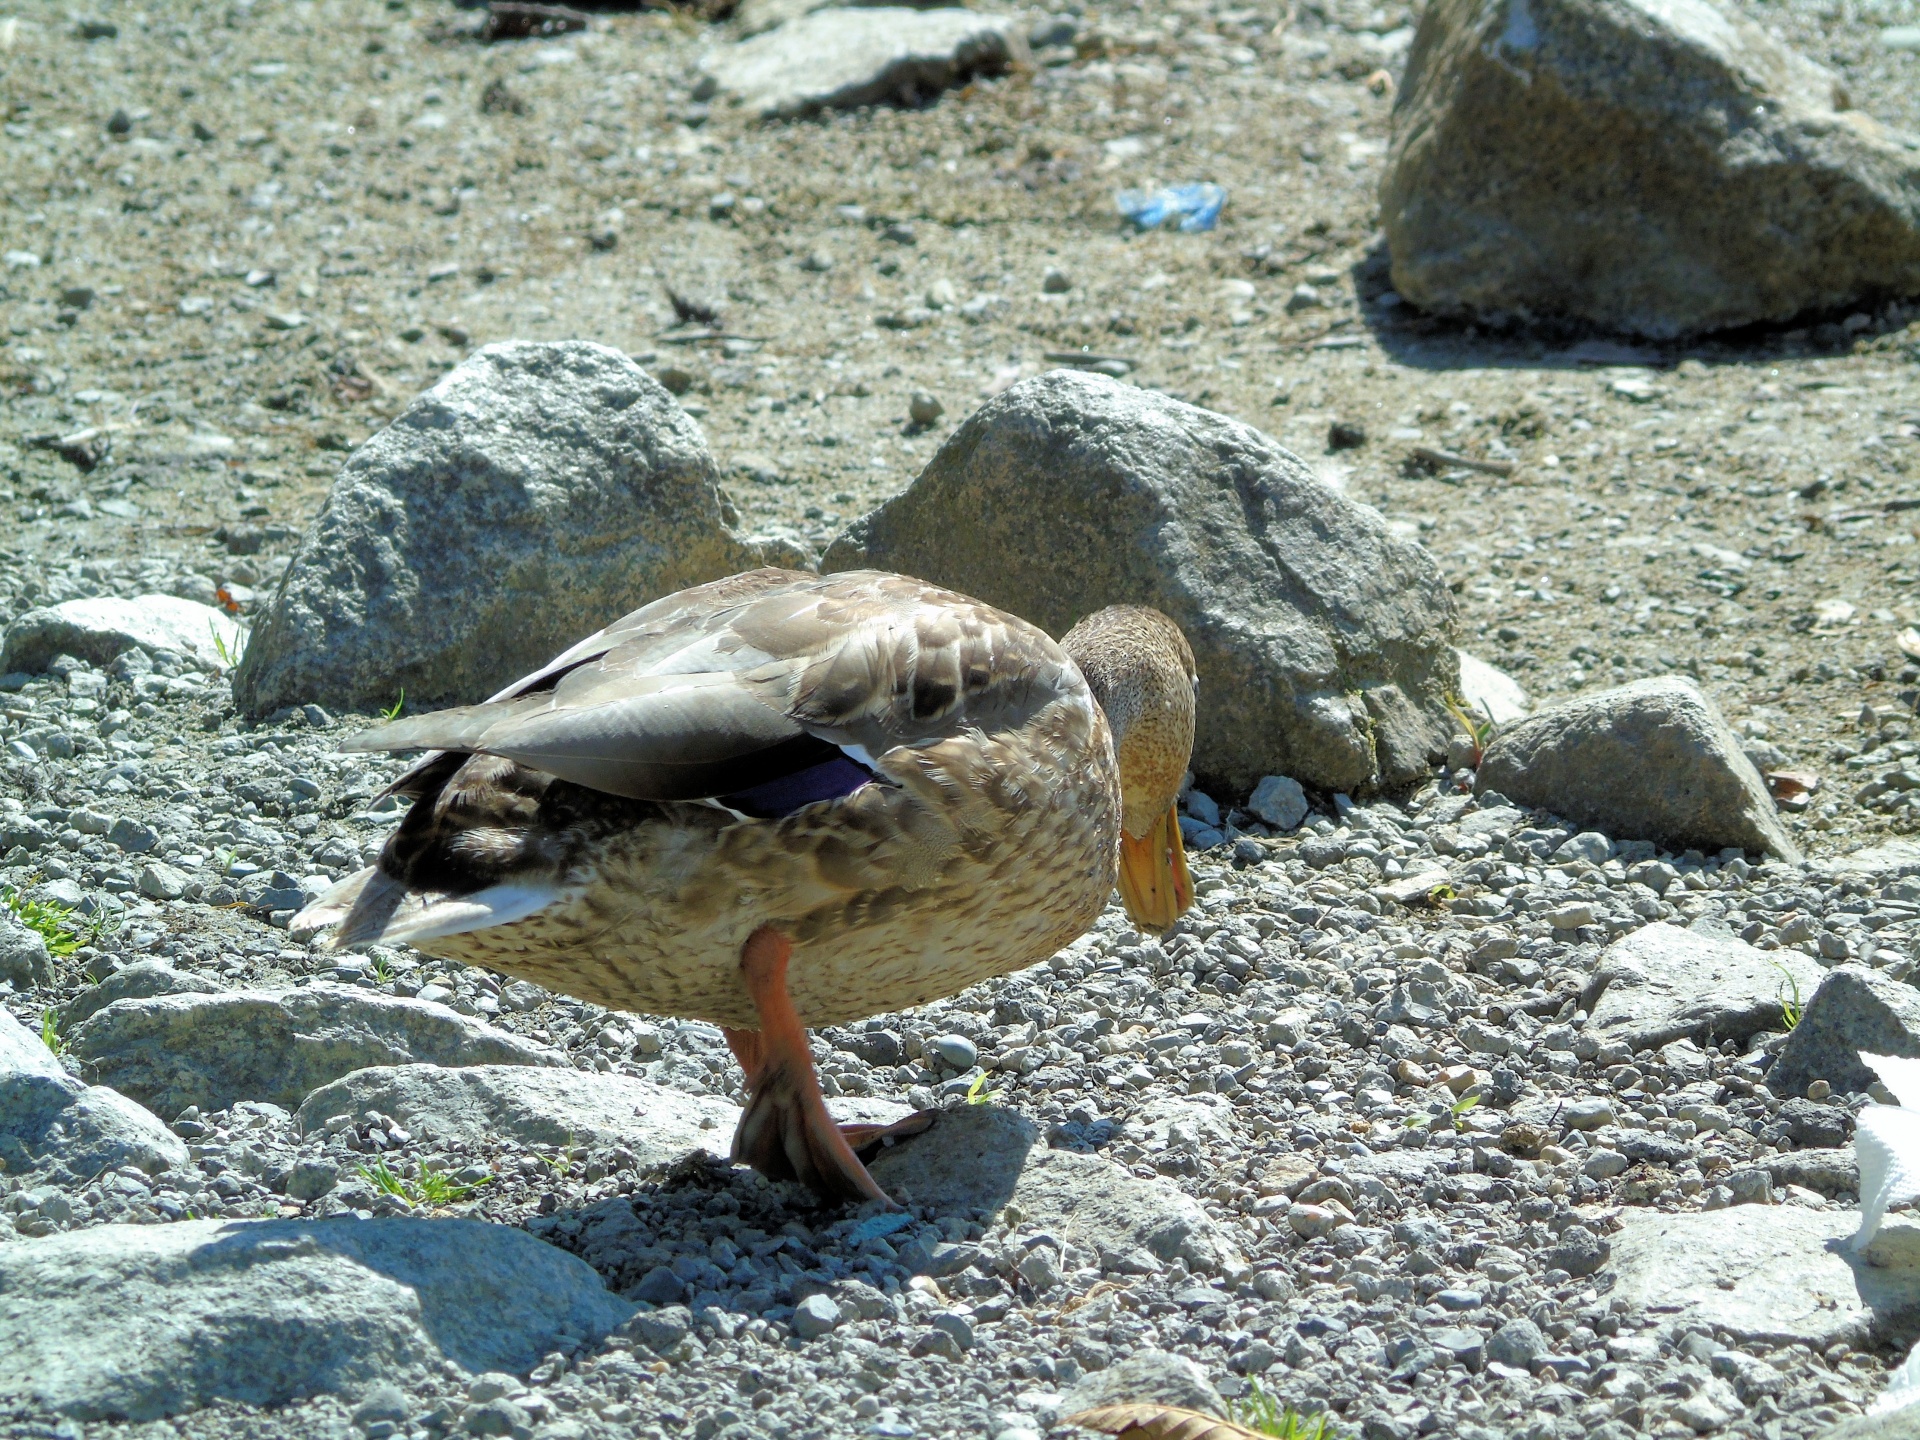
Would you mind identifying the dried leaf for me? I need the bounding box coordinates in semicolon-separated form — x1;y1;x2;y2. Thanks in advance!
1898;627;1920;661
1063;1404;1266;1440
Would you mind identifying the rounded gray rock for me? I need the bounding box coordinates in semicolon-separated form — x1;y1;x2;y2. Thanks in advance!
824;371;1458;792
232;341;767;720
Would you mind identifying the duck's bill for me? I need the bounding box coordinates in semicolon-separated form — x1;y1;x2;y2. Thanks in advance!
1117;805;1194;933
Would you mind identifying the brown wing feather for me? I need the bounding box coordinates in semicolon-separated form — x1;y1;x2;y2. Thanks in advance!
343;569;1081;801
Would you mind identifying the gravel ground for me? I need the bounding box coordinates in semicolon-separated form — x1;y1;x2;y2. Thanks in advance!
7;0;1920;1438
4;656;1920;1440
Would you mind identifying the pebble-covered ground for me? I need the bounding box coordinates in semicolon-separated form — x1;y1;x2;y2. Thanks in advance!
7;0;1920;1438
6;647;1920;1440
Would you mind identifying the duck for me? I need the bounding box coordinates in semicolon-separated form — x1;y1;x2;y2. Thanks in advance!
292;567;1197;1205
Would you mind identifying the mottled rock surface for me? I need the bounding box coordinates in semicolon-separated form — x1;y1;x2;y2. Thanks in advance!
825;371;1458;793
1381;0;1920;336
1476;676;1800;858
233;341;766;718
703;8;1021;120
0;1007;188;1182
1608;1208;1920;1348
66;983;562;1115
1582;922;1820;1051
0;594;243;675
0;1217;631;1420
1771;965;1920;1099
297;1064;737;1165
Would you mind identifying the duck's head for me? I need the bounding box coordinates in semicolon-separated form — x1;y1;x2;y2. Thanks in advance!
1062;605;1198;934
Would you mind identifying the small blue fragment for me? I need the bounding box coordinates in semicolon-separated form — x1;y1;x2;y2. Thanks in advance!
1115;182;1228;232
848;1210;915;1245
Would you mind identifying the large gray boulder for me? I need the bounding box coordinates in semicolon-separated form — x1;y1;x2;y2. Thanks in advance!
867;1105;1242;1276
1476;677;1800;859
66;984;563;1116
232;341;768;720
1582;923;1820;1053
0;1217;631;1420
298;1065;736;1167
0;1007;188;1181
703;8;1021;121
1770;966;1920;1100
823;372;1459;794
1381;0;1920;338
0;595;243;676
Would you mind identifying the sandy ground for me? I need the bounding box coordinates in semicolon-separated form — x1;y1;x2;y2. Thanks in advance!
4;0;1920;851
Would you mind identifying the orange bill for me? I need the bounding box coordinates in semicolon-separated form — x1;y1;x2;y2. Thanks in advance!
1116;805;1194;933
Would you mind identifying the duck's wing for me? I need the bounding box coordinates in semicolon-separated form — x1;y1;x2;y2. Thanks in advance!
341;568;1080;804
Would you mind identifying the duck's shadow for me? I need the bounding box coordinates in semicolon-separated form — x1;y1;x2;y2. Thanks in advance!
537;1106;1037;1330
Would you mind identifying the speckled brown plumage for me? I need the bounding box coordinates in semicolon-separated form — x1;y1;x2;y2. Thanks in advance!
296;569;1140;1030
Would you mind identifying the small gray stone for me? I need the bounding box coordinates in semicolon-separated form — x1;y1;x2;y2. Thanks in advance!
1564;1098;1614;1130
1771;966;1920;1099
1477;677;1799;859
0;1217;631;1421
701;8;1020;121
1248;775;1310;831
352;1383;409;1427
1724;1169;1774;1206
0;911;53;990
1582;923;1821;1052
285;1158;339;1201
908;391;945;427
1582;1149;1629;1180
1486;1317;1547;1369
67;983;562;1116
791;1293;842;1340
136;862;188;901
926;1034;979;1070
1061;1349;1222;1417
108;817;159;854
1546;1225;1609;1278
620;1305;691;1353
631;1266;684;1305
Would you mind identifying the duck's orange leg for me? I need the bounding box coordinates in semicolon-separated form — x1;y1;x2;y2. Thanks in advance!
721;925;899;1206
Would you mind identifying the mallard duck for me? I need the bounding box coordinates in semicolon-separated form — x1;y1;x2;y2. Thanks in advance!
293;568;1196;1204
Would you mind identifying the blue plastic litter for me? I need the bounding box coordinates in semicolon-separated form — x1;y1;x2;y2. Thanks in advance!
1115;182;1227;232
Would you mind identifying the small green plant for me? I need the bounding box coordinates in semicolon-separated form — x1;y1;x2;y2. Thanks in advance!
1773;960;1804;1031
370;954;395;985
39;1007;66;1056
1448;1093;1480;1132
1229;1383;1346;1440
415;1167;491;1206
3;885;88;958
207;619;245;670
539;1135;577;1178
358;1159;411;1201
1444;692;1499;766
357;1159;490;1208
380;690;405;722
965;1071;995;1106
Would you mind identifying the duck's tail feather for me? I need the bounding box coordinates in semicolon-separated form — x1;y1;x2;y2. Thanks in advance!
290;865;562;949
